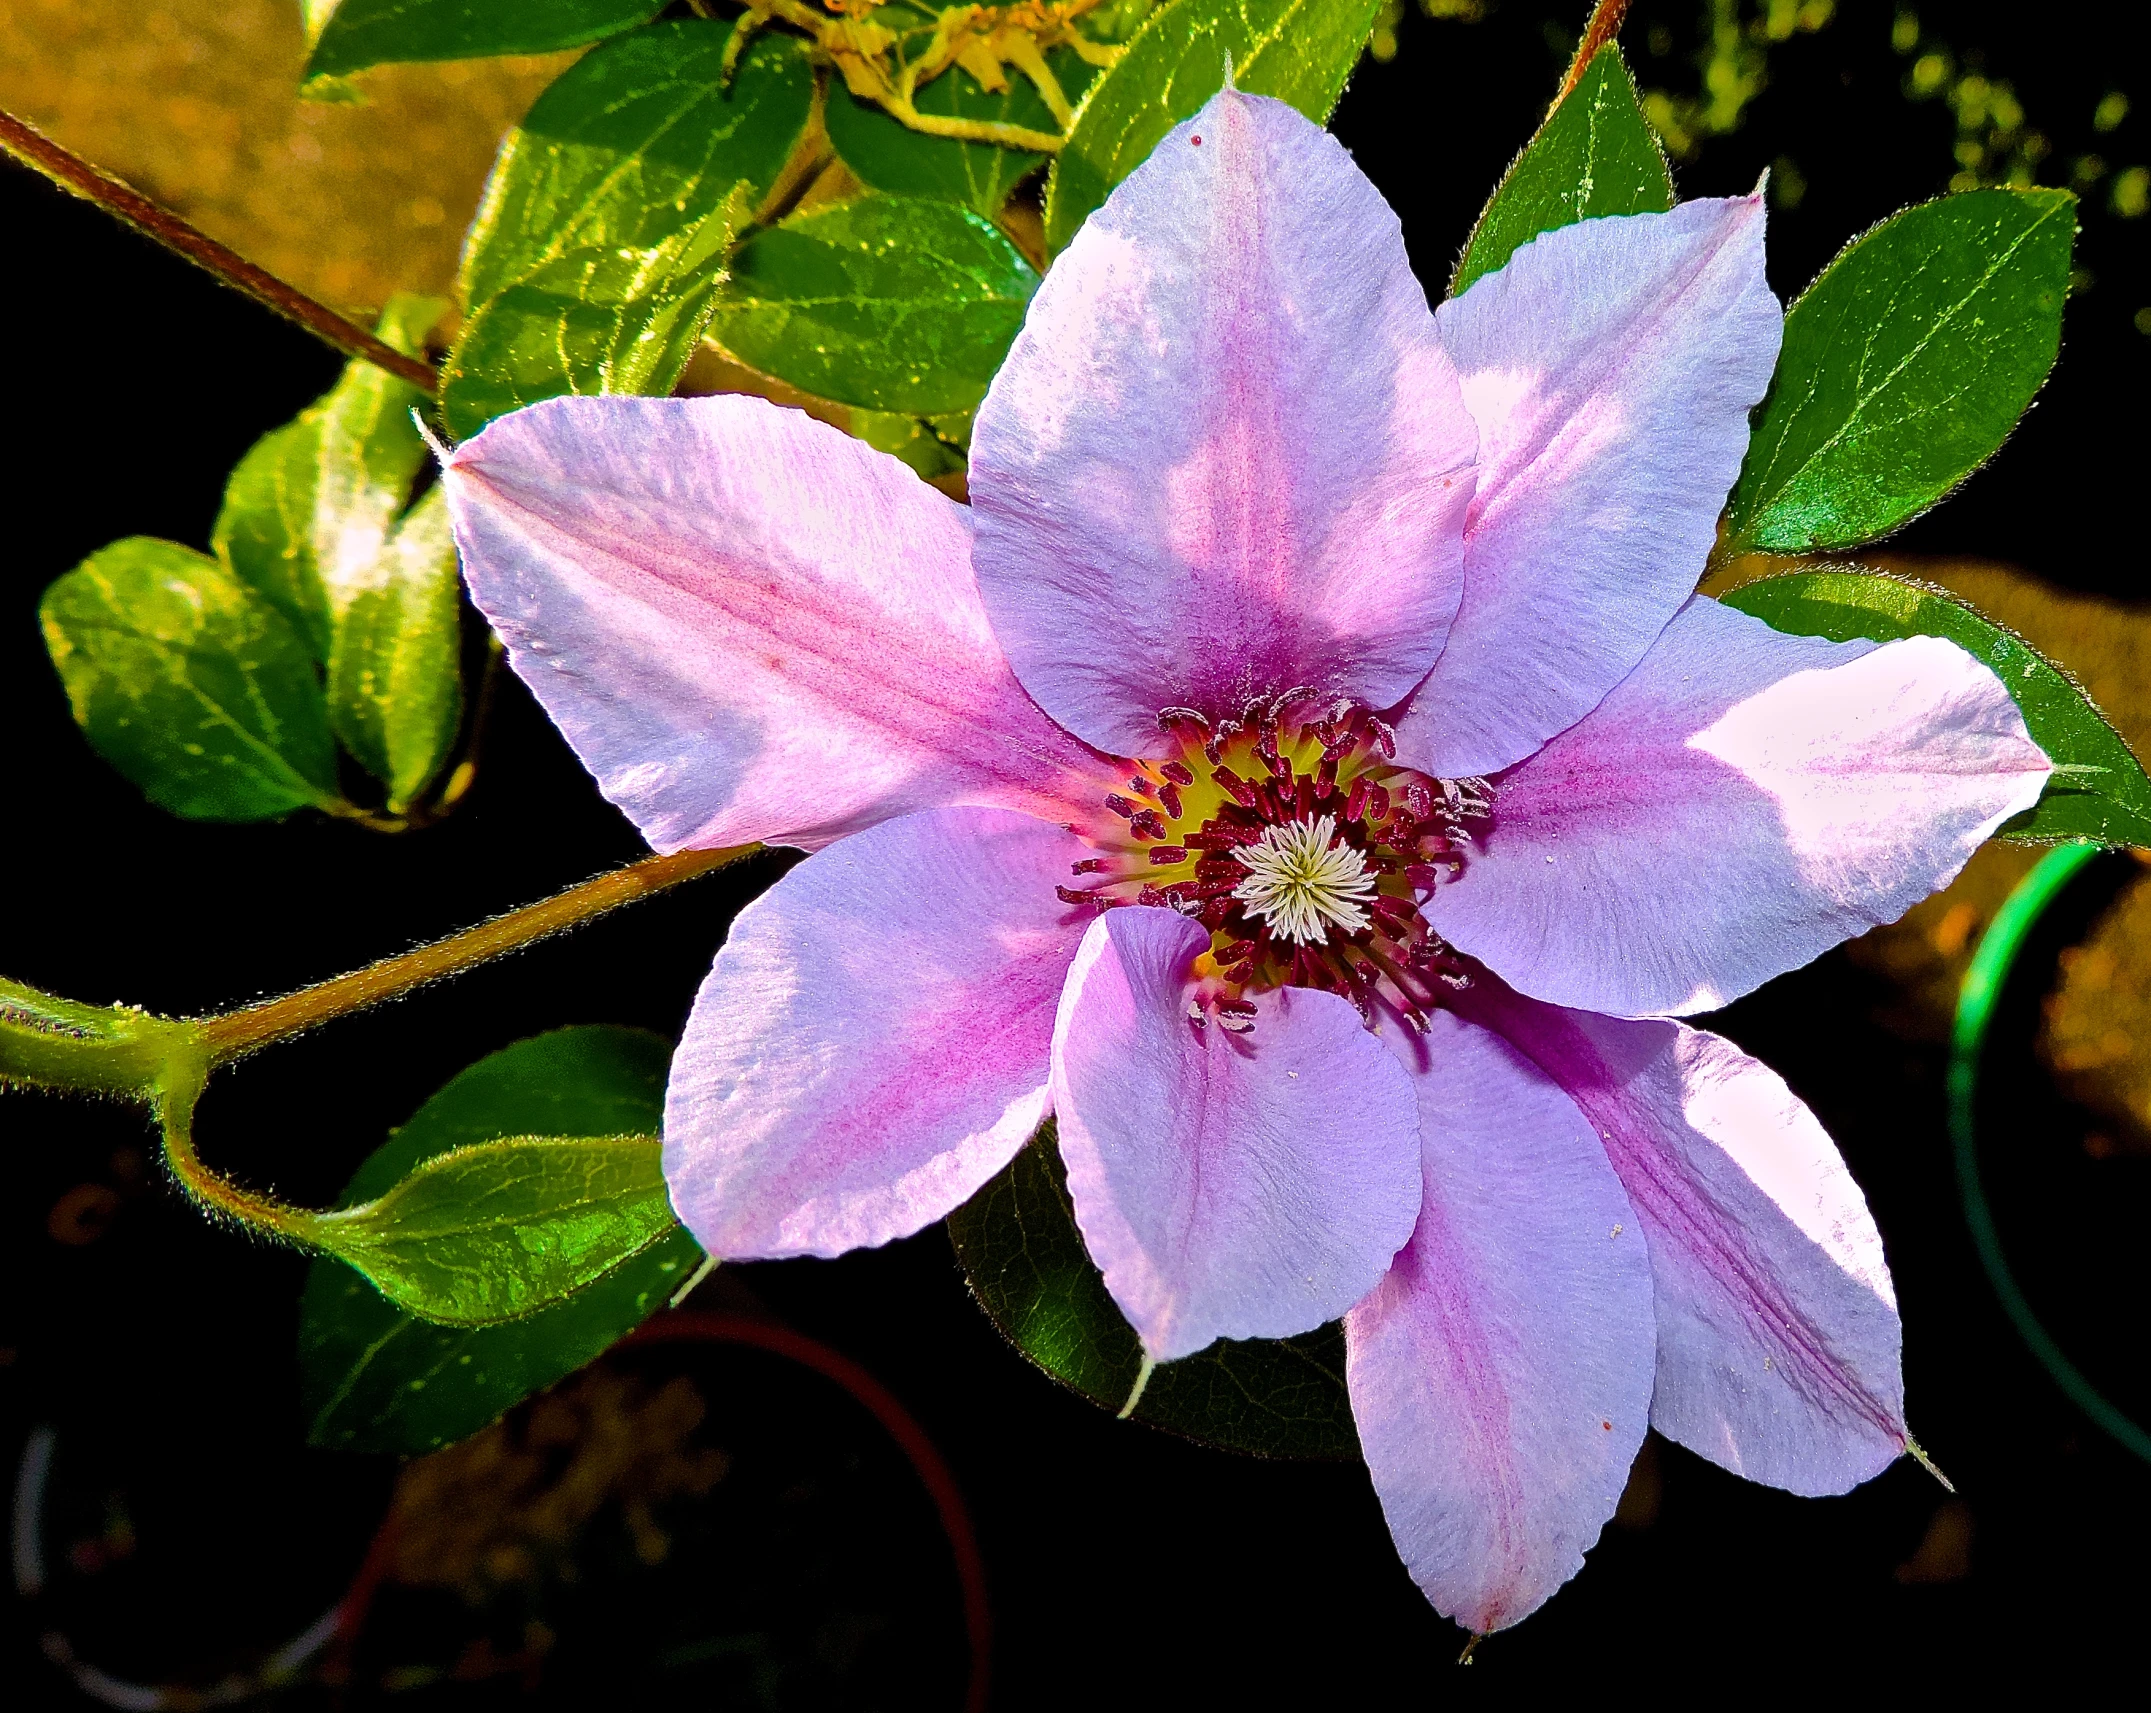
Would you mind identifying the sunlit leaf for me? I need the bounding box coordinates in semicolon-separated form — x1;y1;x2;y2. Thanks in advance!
825;47;1097;215
948;1123;1358;1459
326;486;464;809
299;1027;703;1453
707;197;1039;414
213;418;330;661
41;538;340;822
1721;569;2151;847
1042;0;1383;254
306;0;664;78
1450;43;1672;296
1721;188;2075;558
441;21;812;441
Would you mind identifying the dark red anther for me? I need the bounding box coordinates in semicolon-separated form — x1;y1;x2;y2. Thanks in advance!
1161;759;1196;787
1213;767;1260;807
1372;894;1419;934
1159;706;1210;733
1367;782;1391;823
1104;793;1141;820
1200;898;1236;929
1367;715;1397;759
1127;776;1157;799
1343;774;1370;823
1157;781;1183;820
1149;846;1189;865
1403;780;1434;821
1195;856;1246;882
1177;878;1242;901
1182;832;1236;852
1313;753;1339;799
1056;885;1096;905
1071;857;1109;874
1130;809;1168;841
1137;884;1169;907
1295;775;1316;819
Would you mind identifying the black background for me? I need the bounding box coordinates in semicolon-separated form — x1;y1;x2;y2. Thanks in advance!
3;0;2147;1703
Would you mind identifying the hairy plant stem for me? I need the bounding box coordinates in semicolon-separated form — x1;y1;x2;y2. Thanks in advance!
1556;0;1635;105
0;108;439;393
196;844;759;1066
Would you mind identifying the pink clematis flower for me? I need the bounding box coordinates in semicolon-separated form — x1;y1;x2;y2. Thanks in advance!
440;90;2050;1633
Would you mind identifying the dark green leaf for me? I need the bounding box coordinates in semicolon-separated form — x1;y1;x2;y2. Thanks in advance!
1450;43;1672;297
459;21;813;308
326;487;464;809
307;0;663;78
851;409;969;482
1722;188;2075;558
300;1027;703;1453
825;49;1098;215
41;539;341;821
708;197;1039;414
1042;0;1383;254
1721;569;2151;847
948;1123;1358;1459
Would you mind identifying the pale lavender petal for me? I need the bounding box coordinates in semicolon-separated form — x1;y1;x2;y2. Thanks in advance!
443;394;1107;853
1469;981;1908;1495
969;90;1476;758
1394;196;1783;779
1050;906;1421;1360
1426;596;2050;1017
1347;1012;1653;1635
664;807;1090;1259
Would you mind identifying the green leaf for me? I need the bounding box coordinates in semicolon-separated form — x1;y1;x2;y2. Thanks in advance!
851;409;970;483
1722;188;2076;558
299;1027;704;1454
948;1123;1358;1459
41;538;341;821
459;21;813;309
707;198;1039;414
213;418;331;660
1450;43;1672;297
1041;0;1383;254
306;0;664;78
326;486;465;809
825;48;1098;216
440;22;812;442
1720;570;2151;847
307;1131;676;1326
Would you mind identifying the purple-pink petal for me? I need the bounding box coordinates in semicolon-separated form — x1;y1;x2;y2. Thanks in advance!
1347;1012;1653;1635
664;807;1090;1259
1050;906;1422;1360
1426;595;2050;1018
1393;196;1783;780
968;90;1477;759
442;393;1107;853
1469;982;1909;1495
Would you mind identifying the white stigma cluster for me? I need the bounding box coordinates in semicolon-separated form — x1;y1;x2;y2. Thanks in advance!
1230;815;1381;945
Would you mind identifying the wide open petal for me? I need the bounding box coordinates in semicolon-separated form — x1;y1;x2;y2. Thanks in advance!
665;807;1090;1259
1347;1011;1653;1636
1050;906;1421;1360
969;90;1476;759
443;393;1106;853
1426;596;2049;1017
1394;196;1782;779
1467;981;1908;1495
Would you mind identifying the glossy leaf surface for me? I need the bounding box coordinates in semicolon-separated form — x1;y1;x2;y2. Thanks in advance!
1042;0;1383;253
458;21;813;308
1722;570;2151;847
307;0;663;77
299;1027;703;1454
1450;43;1673;296
213;418;331;660
709;197;1040;413
825;48;1097;215
1722;188;2075;557
948;1122;1359;1459
41;539;340;821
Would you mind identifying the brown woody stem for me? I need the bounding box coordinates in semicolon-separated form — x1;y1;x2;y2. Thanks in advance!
0;107;439;394
1556;0;1634;104
195;844;760;1066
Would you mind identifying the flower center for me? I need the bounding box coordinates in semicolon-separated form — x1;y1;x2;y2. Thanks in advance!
1056;692;1491;1031
1231;815;1379;945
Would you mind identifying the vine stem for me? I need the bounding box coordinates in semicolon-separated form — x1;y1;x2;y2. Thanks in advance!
194;844;759;1067
0;106;439;394
1556;0;1634;104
